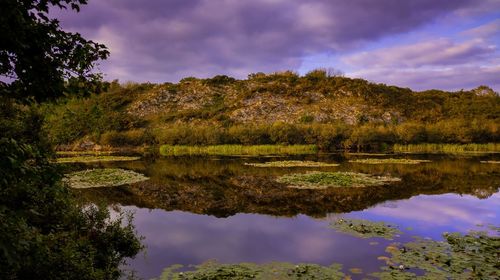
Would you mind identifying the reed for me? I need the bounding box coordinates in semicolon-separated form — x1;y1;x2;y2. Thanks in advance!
393;143;500;154
159;144;318;156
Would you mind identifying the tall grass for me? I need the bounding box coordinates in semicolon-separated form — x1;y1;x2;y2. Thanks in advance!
393;143;500;154
159;144;318;156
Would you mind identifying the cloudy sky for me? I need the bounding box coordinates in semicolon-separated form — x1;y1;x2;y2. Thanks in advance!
53;0;500;91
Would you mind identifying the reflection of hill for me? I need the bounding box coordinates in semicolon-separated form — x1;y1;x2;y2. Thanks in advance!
76;156;500;218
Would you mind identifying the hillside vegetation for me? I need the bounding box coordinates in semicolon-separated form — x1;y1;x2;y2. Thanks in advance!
42;70;500;152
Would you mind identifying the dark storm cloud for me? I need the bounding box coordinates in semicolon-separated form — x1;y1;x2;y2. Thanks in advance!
53;0;481;82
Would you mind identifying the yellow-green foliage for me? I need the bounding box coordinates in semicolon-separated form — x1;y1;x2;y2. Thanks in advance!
394;143;500;154
159;144;318;156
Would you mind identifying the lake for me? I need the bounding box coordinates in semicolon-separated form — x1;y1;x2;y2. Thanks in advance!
71;153;500;279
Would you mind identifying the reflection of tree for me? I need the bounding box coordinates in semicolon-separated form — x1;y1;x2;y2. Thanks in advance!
77;157;499;218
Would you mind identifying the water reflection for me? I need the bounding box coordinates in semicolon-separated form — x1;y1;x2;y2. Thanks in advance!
75;154;499;218
125;192;500;279
69;154;499;279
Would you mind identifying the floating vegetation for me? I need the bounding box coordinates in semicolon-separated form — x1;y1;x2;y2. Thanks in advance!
56;151;115;156
159;144;318;156
349;158;431;164
56;155;140;163
245;160;339;168
373;227;500;279
64;168;149;188
330;219;402;240
393;143;500;154
156;261;345;280
349;268;363;274
481;160;500;164
277;172;400;189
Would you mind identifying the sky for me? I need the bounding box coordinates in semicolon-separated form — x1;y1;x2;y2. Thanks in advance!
53;0;500;91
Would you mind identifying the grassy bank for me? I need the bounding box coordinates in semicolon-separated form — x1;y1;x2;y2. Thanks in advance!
393;143;500;154
159;144;318;156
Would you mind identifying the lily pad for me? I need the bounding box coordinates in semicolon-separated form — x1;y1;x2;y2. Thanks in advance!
373;227;500;279
349;158;431;164
330;218;402;240
277;171;400;189
245;160;339;168
480;160;500;164
57;155;140;163
155;261;345;280
64;168;149;188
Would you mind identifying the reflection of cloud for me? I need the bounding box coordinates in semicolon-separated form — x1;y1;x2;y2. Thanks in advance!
295;236;336;260
368;193;500;227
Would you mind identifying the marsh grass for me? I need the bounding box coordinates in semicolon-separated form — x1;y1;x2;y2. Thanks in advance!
330;219;401;240
394;143;500;154
159;144;318;156
64;168;148;188
56;155;141;163
349;158;431;164
245;160;339;167
277;171;400;189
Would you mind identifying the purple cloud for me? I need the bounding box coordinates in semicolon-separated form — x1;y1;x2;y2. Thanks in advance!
343;38;496;68
50;0;498;91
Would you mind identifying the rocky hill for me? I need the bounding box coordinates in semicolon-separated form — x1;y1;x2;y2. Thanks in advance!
43;70;500;150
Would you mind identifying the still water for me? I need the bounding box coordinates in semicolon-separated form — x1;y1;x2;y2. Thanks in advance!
73;154;500;279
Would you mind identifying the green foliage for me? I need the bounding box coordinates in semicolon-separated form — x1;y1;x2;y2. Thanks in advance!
0;1;142;279
0;137;142;280
156;261;345;280
330;219;402;240
0;0;109;102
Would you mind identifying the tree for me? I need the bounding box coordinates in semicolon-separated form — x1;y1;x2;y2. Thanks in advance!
0;1;142;279
0;0;109;101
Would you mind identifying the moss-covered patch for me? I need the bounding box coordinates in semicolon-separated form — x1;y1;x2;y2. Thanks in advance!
245;160;339;168
64;168;148;188
155;261;345;280
57;155;140;163
277;172;400;189
349;158;431;164
330;219;402;240
373;227;500;279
